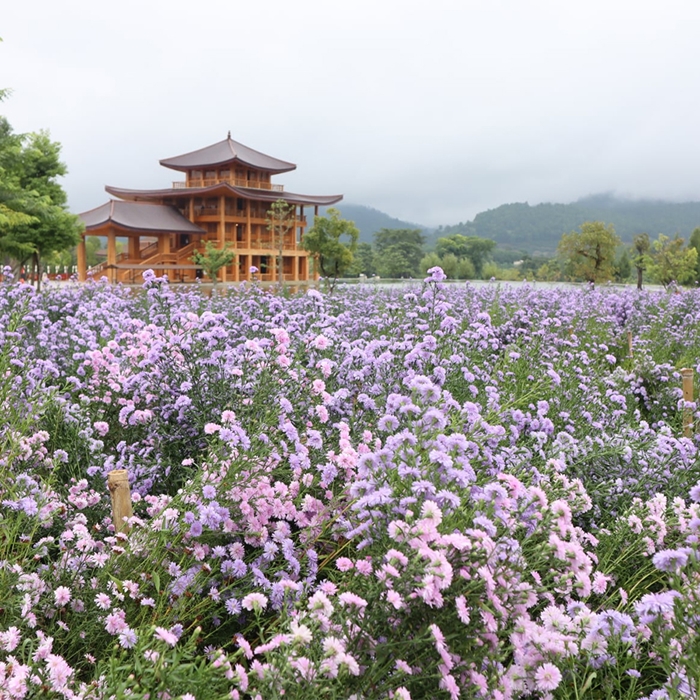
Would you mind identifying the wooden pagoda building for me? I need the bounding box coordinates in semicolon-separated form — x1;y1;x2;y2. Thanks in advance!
77;134;343;283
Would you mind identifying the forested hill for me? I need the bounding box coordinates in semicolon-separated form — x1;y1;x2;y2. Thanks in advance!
316;204;430;244
436;195;700;254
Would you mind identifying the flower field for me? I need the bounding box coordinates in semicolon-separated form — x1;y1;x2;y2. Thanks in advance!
1;268;700;699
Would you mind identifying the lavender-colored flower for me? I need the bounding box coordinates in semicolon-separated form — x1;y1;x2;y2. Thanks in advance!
653;548;690;573
425;266;446;282
635;590;681;624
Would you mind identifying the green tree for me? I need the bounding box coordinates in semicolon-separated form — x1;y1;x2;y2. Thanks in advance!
9;129;84;288
265;199;296;285
352;241;376;277
419;252;442;276
631;233;652;290
614;248;632;282
689;227;700;283
191;241;235;286
435;234;496;277
0;118;60;266
557;221;621;284
456;257;476;279
648;234;698;287
374;228;424;278
302;208;359;293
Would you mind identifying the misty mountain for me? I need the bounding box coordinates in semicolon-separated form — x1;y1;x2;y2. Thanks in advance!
316;204;431;244
316;196;700;255
435;194;700;254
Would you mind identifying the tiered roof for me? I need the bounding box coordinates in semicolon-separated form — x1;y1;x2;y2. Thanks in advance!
160;135;296;174
80;200;204;233
106;184;343;207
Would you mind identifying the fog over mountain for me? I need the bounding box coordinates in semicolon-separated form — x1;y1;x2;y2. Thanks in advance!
333;195;700;254
3;1;700;228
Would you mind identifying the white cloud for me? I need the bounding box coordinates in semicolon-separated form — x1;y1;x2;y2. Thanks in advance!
3;0;700;226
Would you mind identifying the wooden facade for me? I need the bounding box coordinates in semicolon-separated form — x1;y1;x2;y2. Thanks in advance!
78;136;343;284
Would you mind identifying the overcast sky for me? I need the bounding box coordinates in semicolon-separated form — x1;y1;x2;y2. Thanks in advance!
3;0;700;226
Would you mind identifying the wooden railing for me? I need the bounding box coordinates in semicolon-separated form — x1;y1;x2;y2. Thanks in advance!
172;178;284;192
140;241;159;258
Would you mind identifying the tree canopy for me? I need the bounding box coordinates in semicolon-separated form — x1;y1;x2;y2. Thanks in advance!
0;116;83;284
648;234;698;287
302;208;359;291
373;228;424;278
191;240;235;285
265;199;296;284
434;233;495;276
557;221;621;284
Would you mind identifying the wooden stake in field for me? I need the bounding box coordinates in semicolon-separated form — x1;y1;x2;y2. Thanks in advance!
108;469;134;534
681;368;694;438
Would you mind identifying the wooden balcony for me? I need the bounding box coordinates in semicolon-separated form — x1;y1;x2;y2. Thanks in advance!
173;178;284;192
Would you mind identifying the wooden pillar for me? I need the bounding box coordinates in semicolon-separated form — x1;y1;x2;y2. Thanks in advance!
682;368;694;438
220;195;227;284
77;235;87;281
293;254;299;281
107;229;117;284
108;469;133;534
246;199;252;249
189;198;194;222
158;233;170;254
128;235;139;259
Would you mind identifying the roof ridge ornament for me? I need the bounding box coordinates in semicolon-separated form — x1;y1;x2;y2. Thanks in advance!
227;130;231;139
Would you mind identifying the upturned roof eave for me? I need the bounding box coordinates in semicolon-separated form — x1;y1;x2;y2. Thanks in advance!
106;184;343;207
159;137;297;174
78;200;206;234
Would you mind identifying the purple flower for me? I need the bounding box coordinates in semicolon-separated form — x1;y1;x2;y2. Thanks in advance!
425;266;446;282
635;590;681;624
653;548;690;573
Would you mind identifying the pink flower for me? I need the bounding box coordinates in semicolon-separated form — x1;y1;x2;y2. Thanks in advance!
54;586;71;607
386;590;404;609
535;663;562;692
45;654;73;688
241;593;268;611
312;334;329;350
338;592;368;609
355;559;373;575
315;405;329;423
93;421;109;437
105;610;128;635
591;571;610;594
335;557;354;572
439;673;460;700
395;659;412;674
0;626;21;652
154;626;178;646
94;593;111;610
455;595;470;624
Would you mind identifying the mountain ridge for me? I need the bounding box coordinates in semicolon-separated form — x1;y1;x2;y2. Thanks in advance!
326;195;700;254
